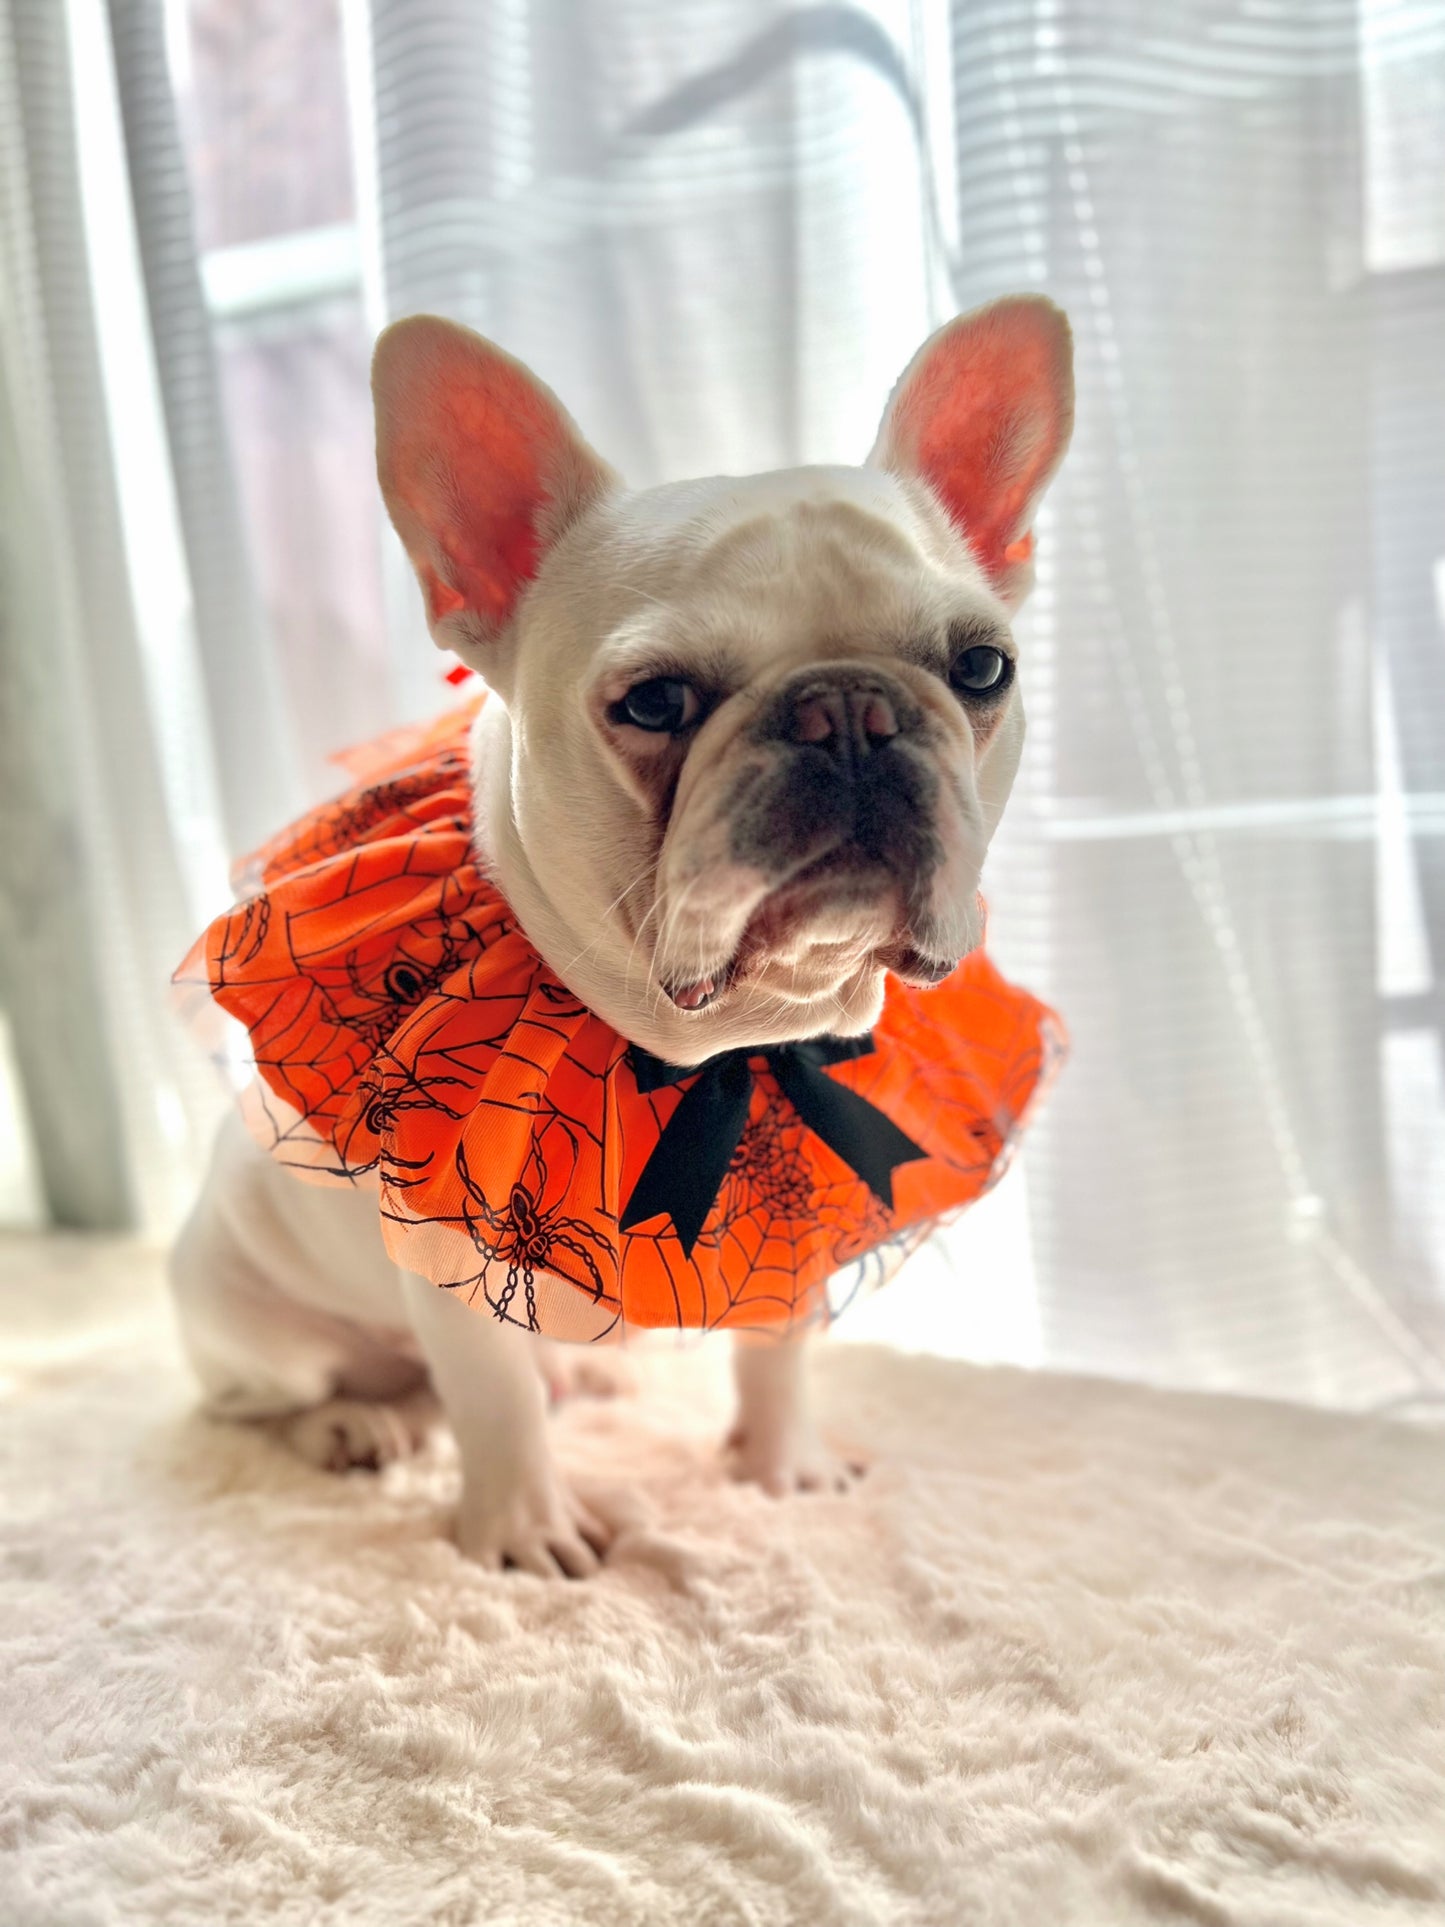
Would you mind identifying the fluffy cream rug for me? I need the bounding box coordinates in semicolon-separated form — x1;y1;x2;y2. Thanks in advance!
2;1235;1443;1927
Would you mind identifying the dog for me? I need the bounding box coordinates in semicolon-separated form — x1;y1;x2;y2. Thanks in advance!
169;296;1073;1576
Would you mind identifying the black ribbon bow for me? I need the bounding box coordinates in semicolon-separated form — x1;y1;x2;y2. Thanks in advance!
619;1033;926;1259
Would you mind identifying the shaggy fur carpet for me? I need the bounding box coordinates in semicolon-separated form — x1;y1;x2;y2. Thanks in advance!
2;1236;1444;1927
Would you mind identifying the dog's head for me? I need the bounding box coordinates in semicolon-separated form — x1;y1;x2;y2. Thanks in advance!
373;301;1072;1065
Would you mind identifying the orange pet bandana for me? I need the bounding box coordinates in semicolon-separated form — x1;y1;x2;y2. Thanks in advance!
176;695;1063;1342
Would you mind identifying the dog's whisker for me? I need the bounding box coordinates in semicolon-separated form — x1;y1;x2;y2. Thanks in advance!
621;890;666;1005
556;869;654;977
651;872;710;987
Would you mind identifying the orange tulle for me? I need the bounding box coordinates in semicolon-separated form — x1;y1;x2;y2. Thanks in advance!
175;694;1064;1341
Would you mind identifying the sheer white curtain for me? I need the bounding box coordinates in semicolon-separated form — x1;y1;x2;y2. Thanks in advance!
2;0;1442;1409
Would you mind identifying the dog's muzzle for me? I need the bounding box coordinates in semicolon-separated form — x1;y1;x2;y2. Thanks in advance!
732;666;940;879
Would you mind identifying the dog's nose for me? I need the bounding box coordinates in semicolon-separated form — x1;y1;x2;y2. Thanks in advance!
789;686;900;759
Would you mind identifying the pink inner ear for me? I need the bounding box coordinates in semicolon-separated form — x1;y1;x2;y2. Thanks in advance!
379;327;599;640
428;373;558;622
889;304;1069;580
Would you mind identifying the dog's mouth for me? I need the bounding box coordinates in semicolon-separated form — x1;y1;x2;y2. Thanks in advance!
662;966;734;1013
658;850;955;1012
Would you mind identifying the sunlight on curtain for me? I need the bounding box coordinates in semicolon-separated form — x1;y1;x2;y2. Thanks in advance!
930;0;1445;1405
0;0;226;1231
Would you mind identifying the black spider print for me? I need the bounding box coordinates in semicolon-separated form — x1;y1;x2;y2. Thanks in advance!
385;961;426;1001
228;896;271;969
533;980;588;1019
453;1131;612;1332
303;766;468;856
336;910;482;1052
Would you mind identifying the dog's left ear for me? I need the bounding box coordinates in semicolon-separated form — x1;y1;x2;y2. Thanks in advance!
871;296;1073;607
373;316;616;676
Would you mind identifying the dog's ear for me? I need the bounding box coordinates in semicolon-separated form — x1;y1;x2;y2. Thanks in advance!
373;316;615;672
871;296;1073;607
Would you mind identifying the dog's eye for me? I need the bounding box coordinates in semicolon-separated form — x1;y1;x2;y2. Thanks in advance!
613;677;702;733
949;645;1012;697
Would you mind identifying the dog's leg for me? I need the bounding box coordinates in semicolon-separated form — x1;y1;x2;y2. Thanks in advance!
170;1116;433;1470
171;1237;434;1471
727;1331;865;1495
401;1274;612;1575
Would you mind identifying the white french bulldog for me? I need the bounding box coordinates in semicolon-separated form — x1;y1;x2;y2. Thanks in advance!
170;296;1073;1576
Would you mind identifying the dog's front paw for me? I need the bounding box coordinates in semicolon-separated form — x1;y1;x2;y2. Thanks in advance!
725;1421;866;1497
455;1476;613;1577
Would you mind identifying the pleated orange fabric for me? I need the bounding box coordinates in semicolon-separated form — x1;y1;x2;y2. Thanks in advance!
175;694;1064;1342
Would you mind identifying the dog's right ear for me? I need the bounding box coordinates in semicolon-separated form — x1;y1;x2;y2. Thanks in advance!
372;316;615;674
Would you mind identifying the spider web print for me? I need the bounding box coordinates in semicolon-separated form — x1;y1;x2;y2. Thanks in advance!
173;694;1066;1345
